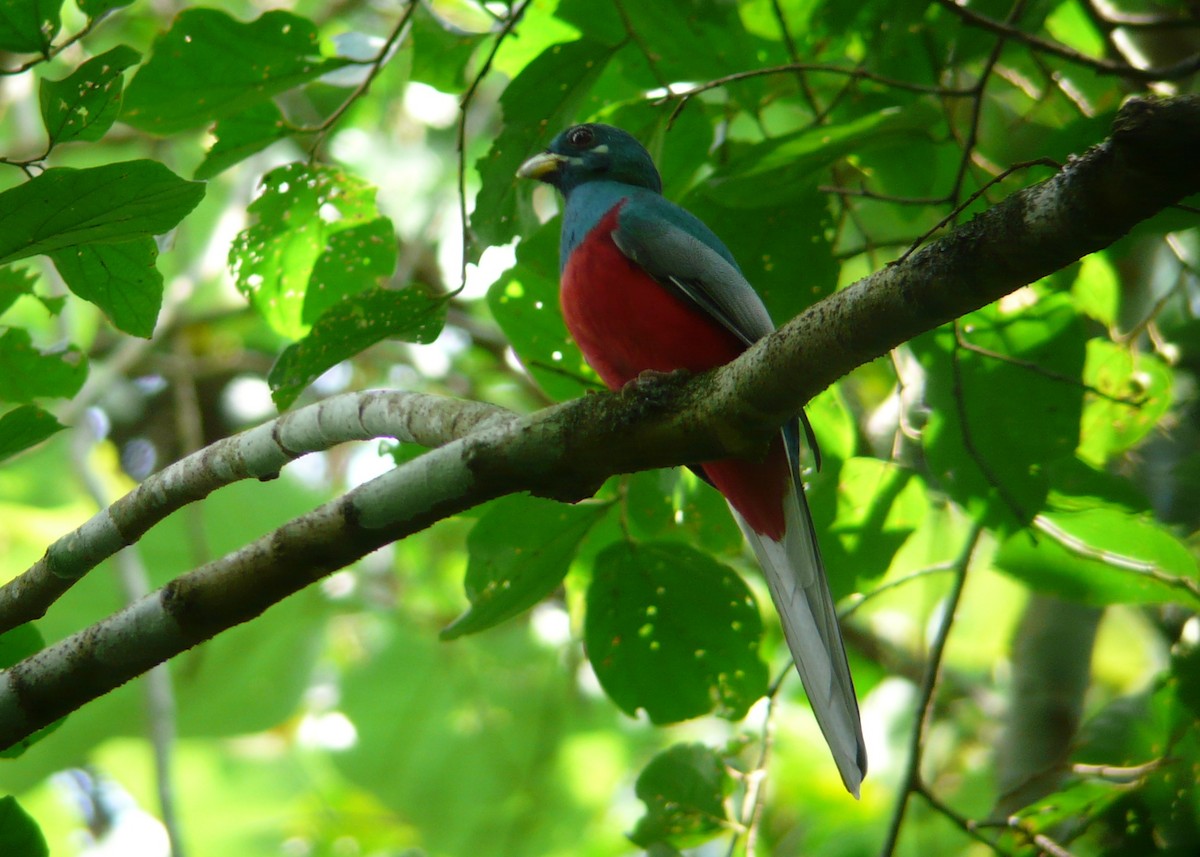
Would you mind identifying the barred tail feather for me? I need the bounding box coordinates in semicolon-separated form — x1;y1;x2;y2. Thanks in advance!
734;479;867;797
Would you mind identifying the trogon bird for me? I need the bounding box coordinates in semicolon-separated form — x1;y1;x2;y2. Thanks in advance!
518;123;867;796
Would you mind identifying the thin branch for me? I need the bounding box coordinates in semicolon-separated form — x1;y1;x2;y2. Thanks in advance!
292;1;418;150
933;0;1200;82
880;522;983;857
456;0;532;292
914;782;1017;856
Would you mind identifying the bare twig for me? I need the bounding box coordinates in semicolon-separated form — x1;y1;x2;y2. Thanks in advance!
880;522;983;857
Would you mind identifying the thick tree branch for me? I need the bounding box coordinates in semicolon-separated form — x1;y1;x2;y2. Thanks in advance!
1;95;1198;751
0;391;514;635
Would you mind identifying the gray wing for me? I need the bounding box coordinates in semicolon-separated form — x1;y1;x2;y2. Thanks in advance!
611;211;821;470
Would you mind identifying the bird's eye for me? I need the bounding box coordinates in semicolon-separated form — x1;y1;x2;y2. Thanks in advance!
566;125;595;148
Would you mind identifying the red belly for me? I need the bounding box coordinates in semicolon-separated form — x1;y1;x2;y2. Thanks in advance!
561;207;787;539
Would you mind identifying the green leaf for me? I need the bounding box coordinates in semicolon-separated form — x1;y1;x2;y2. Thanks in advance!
0;623;63;759
701;102;941;207
49;238;163;337
39;44;140;146
0;327;86;403
194;102;288;181
442;495;609;639
0;266;38;315
822;457;928;585
994;510;1200;608
472;39;615;253
624;469;743;555
268;287;447;410
1071;254;1119;327
76;0;133;18
1078;339;1172;466
0;161;205;266
913;293;1086;531
630;743;733;849
408;3;485;92
122;8;349;134
585;541;769;724
0;404;65;462
229;162;397;339
487;221;595;401
0;0;61;54
0;796;48;857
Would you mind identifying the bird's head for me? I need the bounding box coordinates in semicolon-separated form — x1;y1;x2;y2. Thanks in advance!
517;123;662;196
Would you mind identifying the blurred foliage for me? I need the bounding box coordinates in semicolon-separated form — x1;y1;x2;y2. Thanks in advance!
0;0;1198;855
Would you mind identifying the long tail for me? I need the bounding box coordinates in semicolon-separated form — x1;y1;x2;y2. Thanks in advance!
734;476;868;797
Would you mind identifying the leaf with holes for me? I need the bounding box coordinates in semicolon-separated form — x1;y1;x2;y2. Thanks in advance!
194;102;288;180
39;44;140;146
268;287;446;409
586;541;768;723
230;162;397;339
122;8;349;134
0;0;61;54
630;743;733;850
442;494;609;639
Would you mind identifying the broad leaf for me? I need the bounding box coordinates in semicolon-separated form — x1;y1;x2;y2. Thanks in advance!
122;8;349;134
630;743;733;849
194;102;288;180
49;238;163;337
442;494;609;639
76;0;133;17
0;404;65;462
995;510;1200;608
0;327;87;403
39;44;140;145
230;162;397;340
268;287;446;409
0;161;205;266
913;293;1086;531
0;0;61;54
585;541;769;723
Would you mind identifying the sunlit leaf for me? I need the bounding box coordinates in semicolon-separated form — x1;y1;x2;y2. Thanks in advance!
268;287;447;409
630;743;733;849
49;238;162;337
995;510;1200;608
0;405;65;462
913;293;1086;531
0;328;87;403
442;494;608;639
0;161;204;267
39;44;140;146
122;8;349;134
1079;339;1172;466
230;162;398;340
585;541;769;723
1071;254;1119;327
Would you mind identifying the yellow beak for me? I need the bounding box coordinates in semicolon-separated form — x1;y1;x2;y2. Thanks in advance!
516;151;566;180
